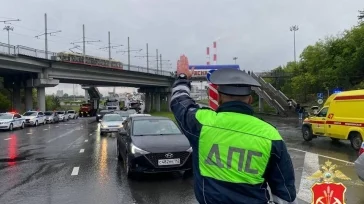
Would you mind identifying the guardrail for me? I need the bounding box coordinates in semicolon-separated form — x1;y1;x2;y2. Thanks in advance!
0;42;16;55
0;43;172;77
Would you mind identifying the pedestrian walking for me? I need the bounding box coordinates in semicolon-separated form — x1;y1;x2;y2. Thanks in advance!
169;55;297;204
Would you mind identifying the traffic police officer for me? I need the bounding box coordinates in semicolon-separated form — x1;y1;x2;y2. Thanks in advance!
170;59;297;204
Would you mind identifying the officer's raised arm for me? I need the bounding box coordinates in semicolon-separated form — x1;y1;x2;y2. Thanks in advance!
170;55;201;141
264;139;297;203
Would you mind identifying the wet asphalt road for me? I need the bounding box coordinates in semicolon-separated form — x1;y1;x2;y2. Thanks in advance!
0;116;363;204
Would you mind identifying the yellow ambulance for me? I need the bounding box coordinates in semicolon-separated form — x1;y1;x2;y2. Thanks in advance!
302;90;364;150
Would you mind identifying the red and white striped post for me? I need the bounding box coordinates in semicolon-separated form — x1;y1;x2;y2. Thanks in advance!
206;47;210;65
208;41;219;110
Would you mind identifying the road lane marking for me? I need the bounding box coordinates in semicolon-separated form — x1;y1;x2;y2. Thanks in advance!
288;147;354;165
4;138;11;140
46;129;77;143
297;152;319;203
85;139;88;142
79;149;84;153
55;126;59;127
27;133;32;135
89;133;92;136
71;167;79;176
43;129;48;131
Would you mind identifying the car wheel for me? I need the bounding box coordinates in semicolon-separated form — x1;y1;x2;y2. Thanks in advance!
9;123;13;131
302;126;313;141
350;132;363;151
35;121;38;127
125;155;134;178
116;142;122;160
21;122;25;129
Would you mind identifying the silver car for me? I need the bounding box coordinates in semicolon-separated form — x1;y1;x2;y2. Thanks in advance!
100;114;124;135
355;142;364;181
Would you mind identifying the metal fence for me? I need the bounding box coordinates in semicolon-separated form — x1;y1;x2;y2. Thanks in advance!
0;43;173;77
0;42;16;55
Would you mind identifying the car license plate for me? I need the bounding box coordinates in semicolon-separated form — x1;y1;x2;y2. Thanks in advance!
158;159;180;166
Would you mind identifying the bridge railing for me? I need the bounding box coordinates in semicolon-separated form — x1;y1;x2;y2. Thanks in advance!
0;42;172;77
0;42;16;55
128;65;172;76
16;45;57;59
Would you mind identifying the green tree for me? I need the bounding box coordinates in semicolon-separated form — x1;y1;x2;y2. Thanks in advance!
359;10;364;21
263;21;364;103
0;92;11;112
46;95;61;110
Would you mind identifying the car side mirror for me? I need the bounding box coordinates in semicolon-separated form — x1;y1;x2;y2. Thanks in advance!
119;128;127;136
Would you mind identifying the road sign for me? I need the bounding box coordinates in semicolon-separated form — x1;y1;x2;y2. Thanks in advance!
317;99;323;104
317;93;324;99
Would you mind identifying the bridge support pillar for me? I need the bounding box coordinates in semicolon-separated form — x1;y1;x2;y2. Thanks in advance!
145;92;152;113
258;96;264;112
25;87;33;111
37;87;46;112
13;85;21;112
154;92;161;112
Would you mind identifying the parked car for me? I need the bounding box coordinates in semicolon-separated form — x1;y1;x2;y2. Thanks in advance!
355;142;364;181
44;111;59;123
67;110;78;119
23;111;46;126
100;114;124;135
0;112;25;130
117;116;192;178
57;111;68;122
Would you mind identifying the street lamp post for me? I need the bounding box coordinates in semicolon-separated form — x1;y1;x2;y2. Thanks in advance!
290;25;299;63
233;57;238;64
3;26;14;54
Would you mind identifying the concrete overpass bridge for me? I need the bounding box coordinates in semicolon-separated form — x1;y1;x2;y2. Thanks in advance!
0;43;174;112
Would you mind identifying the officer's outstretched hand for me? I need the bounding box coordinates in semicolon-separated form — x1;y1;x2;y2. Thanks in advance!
177;55;194;79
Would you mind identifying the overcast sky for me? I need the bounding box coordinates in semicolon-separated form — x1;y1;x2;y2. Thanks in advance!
1;0;363;95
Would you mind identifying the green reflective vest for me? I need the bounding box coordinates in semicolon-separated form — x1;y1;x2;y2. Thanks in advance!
195;109;282;184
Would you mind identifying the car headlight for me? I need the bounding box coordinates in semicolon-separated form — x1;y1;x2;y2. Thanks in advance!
130;143;149;154
186;147;193;152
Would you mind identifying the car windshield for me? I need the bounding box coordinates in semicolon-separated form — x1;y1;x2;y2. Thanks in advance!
133;119;182;136
57;111;65;114
0;114;13;119
23;112;37;116
44;112;53;116
68;110;75;113
103;114;123;121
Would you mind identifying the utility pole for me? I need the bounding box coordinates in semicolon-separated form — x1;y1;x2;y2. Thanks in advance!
128;37;130;70
146;43;149;70
3;26;14;54
99;31;123;67
116;37;142;70
160;54;162;74
83;24;85;63
35;13;61;59
1;17;20;55
156;49;159;72
71;24;100;64
233;57;238;64
290;25;299;63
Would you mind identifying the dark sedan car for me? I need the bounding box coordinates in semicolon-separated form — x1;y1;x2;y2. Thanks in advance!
117;116;192;178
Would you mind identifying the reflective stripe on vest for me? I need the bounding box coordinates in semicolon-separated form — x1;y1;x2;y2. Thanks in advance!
195;109;282;184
